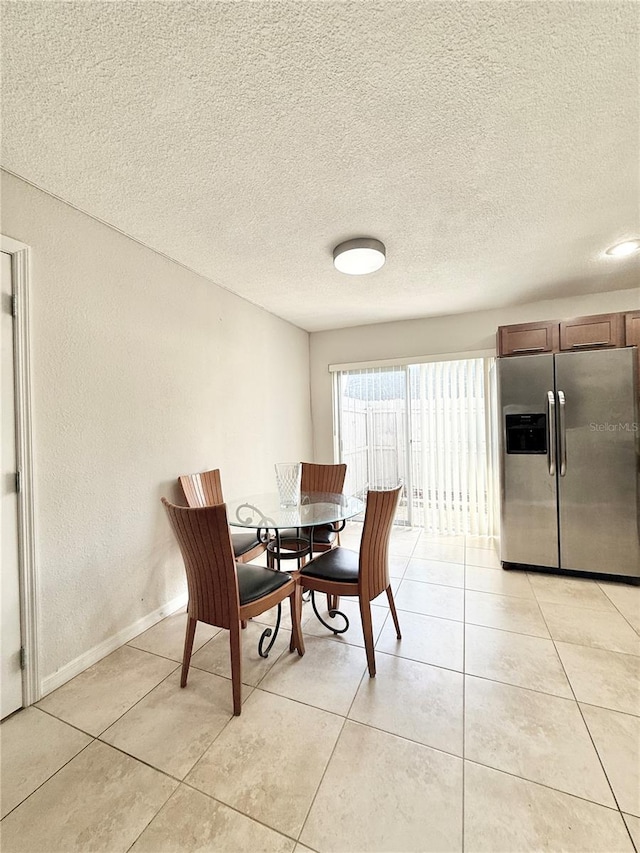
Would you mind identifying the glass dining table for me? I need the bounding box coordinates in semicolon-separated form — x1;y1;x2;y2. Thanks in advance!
227;490;364;563
226;490;364;656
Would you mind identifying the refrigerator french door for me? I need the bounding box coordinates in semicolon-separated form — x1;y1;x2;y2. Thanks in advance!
498;348;640;579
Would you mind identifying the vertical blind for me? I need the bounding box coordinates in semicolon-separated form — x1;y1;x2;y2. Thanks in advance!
334;358;498;536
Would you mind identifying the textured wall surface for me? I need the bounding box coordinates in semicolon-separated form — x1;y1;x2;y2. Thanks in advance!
1;171;312;682
310;288;640;462
2;1;638;331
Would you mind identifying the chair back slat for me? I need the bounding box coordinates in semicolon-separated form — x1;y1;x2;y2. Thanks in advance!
301;462;347;494
162;499;238;629
179;469;224;507
359;486;402;601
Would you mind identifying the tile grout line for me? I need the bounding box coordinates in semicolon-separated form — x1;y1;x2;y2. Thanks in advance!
94;737;185;784
460;665;582;703
31;704;98;739
294;710;351;845
172;636;308;791
36;645;256;818
124;785;181;853
36;649;181;740
534;600;629;828
595;580;640;639
94;662;182;737
127;627;223;663
462;539;636;823
109;679;333;849
528;573;638;615
298;588;393;839
183;699;631;835
0;737;96;822
136;778;303;851
464;575;637;815
245;675;358;720
246;637;638;778
292;566;394;847
462;757;627;814
258;664;598;769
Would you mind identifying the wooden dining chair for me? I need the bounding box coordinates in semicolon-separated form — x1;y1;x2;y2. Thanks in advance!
275;462;348;610
162;499;305;715
179;469;267;563
300;462;348;553
296;485;402;677
275;462;347;555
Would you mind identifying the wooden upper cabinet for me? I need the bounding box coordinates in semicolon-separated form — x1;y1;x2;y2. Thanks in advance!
624;311;640;396
625;310;640;348
497;321;559;357
559;313;624;351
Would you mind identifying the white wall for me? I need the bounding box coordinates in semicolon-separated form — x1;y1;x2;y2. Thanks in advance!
311;289;640;461
1;171;312;691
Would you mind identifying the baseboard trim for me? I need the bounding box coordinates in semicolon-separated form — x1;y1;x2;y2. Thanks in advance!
40;594;188;698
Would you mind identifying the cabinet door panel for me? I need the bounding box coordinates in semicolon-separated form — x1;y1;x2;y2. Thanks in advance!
625;311;640;347
498;322;559;356
624;310;640;397
560;313;623;350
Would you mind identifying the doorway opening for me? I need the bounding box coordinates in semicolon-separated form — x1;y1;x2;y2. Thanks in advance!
1;236;38;718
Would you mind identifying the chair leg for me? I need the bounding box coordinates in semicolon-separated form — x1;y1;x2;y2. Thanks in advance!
386;585;402;640
181;616;197;688
229;623;243;715
289;586;305;657
359;597;376;677
241;620;247;629
326;594;341;612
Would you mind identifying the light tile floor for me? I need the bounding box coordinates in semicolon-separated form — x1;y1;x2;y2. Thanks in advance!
2;526;639;852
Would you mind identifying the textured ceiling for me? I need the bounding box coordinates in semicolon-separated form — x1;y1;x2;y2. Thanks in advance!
2;1;639;331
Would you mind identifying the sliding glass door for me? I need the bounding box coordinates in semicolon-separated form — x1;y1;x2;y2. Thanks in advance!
334;367;411;524
333;357;497;535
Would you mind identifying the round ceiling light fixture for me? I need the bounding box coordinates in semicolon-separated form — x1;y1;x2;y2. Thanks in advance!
333;238;386;275
605;239;640;258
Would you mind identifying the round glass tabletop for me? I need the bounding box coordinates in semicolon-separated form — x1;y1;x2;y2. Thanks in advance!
226;491;364;530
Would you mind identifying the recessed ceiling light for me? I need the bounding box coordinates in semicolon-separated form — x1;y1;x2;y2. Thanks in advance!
605;239;640;257
333;238;386;275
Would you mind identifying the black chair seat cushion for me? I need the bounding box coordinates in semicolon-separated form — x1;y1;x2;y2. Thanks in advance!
300;547;359;584
232;532;263;558
237;563;290;605
277;524;337;546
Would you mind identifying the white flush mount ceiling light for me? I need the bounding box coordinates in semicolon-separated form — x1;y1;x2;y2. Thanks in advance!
605;239;640;257
333;238;386;275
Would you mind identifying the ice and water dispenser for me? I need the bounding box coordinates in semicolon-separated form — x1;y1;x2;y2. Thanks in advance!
505;414;547;454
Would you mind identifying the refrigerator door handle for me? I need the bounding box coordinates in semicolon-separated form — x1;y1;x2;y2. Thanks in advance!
547;391;556;476
557;390;567;476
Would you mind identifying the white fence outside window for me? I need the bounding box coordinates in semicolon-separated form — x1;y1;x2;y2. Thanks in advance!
334;358;498;536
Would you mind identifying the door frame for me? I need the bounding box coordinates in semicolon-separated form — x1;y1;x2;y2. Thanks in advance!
2;234;39;706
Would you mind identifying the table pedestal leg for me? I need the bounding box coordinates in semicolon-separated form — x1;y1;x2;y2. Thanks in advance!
257;603;282;658
310;591;349;635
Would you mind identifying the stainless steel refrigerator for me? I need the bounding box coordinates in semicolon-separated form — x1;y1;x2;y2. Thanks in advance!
498;347;640;579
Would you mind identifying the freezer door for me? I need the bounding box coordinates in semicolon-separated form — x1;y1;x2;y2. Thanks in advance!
555;348;640;577
498;355;559;567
